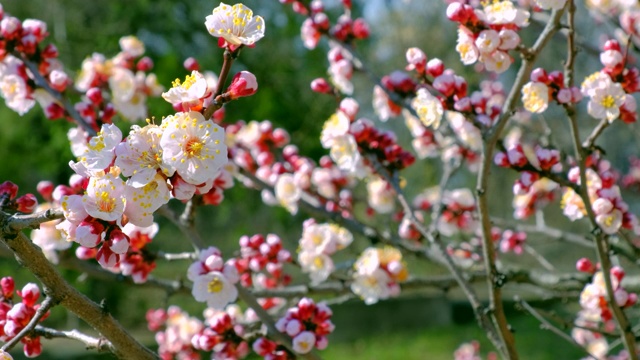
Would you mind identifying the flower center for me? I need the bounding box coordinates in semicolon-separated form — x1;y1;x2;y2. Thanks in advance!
185;137;204;157
601;95;616;109
97;191;116;213
207;277;223;293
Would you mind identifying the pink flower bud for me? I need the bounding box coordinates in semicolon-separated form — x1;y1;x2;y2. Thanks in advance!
310;78;332;94
530;68;548;83
15;193;38;213
108;229;130;254
576;258;595;273
1;277;15;298
292;331;316;354
36;180;54;200
75;246;97;260
19;283;40;307
611;266;625;282
0;181;18;200
96;244;120;268
226;71;258;99
352;18;370;39
604;39;621;51
75;220;105;248
136;56;154;71
183;57;200;71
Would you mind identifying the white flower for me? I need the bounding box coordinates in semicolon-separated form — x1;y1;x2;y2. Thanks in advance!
274;173;300;214
456;29;479;65
329;59;353;95
330;134;361;173
581;72;612;97
292;331;316;354
587;80;626;122
123;173;171;227
205;2;265;46
160;111;227;185
113;91;147;121
475;29;500;54
109;67;136;102
192;272;238;310
483;1;529;27
483;50;512;74
162;71;208;108
521;82;549;113
596;209;623;235
299;251;334;285
320;111;350;148
115;124;171;187
411;88;443;128
119;35;145;58
0;74;35;115
367;177;395;214
354;248;380;275
79;123;123;173
82;171;126;222
300;223;336;254
351;268;390;305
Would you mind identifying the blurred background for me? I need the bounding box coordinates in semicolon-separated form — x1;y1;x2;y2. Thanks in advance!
2;0;638;358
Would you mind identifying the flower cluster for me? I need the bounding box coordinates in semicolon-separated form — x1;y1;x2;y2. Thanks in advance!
188;246;239;310
437;188;478;236
0;10;57;116
233;233;293;306
282;0;369;50
118;223;159;284
351;247;408;305
573;266;637;358
561;157;640;236
494;143;561;195
297;219;353;284
0;278;47;358
192;308;249;359
521;68;583;114
447;1;529;73
146;306;203;360
74;35;163;124
273;298;334;355
580;40;639;123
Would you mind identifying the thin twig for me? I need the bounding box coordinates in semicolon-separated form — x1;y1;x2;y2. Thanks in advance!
34;326;115;353
516;297;599;359
1;296;56;352
15;53;97;137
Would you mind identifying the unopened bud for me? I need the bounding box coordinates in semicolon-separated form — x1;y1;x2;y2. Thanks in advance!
225;71;258;99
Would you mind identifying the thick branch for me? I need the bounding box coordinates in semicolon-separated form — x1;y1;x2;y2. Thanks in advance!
0;216;157;359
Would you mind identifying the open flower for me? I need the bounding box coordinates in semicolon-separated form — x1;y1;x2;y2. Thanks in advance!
205;3;265;47
521;81;549;113
411;88;443;128
160;111;228;185
192;272;238;309
162;71;209;111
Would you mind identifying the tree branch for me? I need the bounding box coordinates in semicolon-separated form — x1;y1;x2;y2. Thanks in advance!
0;212;158;359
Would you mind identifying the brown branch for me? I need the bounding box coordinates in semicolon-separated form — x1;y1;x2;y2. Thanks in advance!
15;52;97;137
0;222;158;359
474;7;568;359
33;326;115;353
2;208;64;233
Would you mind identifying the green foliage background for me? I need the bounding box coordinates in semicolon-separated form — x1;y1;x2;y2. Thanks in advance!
0;0;621;358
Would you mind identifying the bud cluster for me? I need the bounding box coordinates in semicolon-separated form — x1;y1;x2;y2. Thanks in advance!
0;278;47;358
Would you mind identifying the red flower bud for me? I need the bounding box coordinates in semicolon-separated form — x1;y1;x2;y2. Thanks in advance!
225;71;258;99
